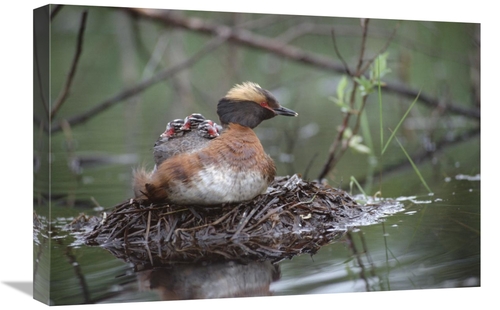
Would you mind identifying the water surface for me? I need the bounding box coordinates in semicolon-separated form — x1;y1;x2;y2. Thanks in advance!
33;166;480;305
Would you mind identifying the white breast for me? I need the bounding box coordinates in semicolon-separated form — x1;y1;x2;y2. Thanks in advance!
167;164;269;205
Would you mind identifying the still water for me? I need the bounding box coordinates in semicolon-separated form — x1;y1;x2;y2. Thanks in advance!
33;161;480;305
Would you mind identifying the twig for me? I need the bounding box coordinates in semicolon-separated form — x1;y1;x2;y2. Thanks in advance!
50;4;64;20
50;10;88;120
316;20;372;181
355;19;370;76
242;207;282;233
144;242;154;266
231;206;260;239
289;193;317;209
144;210;152;241
33;27;50;125
316;85;357;181
64;246;92;303
330;28;351;75
358;23;400;74
328;95;369;172
302;152;318;180
173;206;240;232
165;217;178;242
346;231;370;291
316;22;399;181
384;82;479;119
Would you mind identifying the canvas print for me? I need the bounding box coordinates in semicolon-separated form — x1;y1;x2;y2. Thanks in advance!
33;4;480;306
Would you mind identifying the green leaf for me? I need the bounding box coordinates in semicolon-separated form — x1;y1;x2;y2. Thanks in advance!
371;52;391;81
330;76;351;112
337;75;348;102
329;96;351;113
350;141;372;154
348;135;372;154
342;127;353;140
354;76;373;96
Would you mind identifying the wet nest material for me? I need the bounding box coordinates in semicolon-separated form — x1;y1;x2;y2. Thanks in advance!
84;174;403;266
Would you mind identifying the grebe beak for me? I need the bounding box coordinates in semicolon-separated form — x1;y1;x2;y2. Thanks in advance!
274;106;298;117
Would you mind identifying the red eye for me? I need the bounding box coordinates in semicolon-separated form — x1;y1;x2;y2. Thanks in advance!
260;101;269;108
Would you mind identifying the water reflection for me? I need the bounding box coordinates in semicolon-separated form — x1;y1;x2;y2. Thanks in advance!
136;260;280;300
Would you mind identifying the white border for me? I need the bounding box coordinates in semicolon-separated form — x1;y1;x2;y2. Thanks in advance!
2;1;494;309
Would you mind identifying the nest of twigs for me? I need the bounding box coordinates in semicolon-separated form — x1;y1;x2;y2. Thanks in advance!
84;174;400;266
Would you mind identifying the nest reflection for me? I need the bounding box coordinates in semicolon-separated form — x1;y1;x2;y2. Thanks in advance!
135;260;280;300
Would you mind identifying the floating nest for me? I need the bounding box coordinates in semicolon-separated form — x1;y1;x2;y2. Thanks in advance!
83;174;402;266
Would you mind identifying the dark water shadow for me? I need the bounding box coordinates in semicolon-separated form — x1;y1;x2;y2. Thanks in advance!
3;281;33;296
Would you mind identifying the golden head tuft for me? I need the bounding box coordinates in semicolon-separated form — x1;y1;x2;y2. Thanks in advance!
224;82;268;104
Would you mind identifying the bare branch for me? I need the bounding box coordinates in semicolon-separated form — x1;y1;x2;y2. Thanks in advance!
358;22;400;74
316;20;391;181
130;9;479;120
33;34;49;123
316;90;358;181
384;82;479;119
330;28;351;75
50;10;88;120
129;8;349;73
277;22;316;43
357;127;480;185
51;33;229;133
50;4;64;20
355;18;370;75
